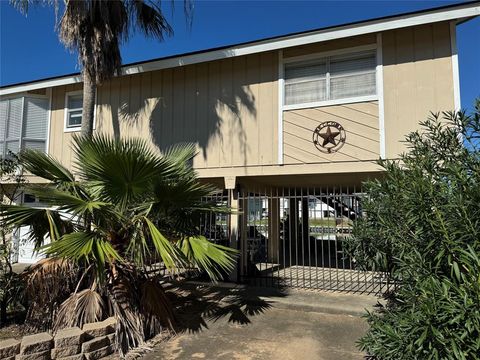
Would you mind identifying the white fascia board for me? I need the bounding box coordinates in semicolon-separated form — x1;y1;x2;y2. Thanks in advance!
0;75;83;96
1;2;479;97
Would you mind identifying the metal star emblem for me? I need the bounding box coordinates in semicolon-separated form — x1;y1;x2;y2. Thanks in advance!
319;126;340;147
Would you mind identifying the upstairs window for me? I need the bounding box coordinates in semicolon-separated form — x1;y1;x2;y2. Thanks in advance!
0;96;49;157
65;92;83;129
284;50;377;107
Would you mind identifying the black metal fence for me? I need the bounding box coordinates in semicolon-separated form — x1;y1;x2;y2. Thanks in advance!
238;186;389;294
199;186;389;295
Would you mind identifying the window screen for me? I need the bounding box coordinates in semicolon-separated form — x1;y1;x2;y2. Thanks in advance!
284;50;376;106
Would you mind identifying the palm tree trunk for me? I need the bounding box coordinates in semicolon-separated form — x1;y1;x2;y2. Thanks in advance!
81;72;96;137
0;298;7;325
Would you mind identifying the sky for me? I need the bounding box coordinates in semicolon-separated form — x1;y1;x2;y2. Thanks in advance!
0;0;479;110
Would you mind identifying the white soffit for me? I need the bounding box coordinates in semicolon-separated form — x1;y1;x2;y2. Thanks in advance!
1;1;479;96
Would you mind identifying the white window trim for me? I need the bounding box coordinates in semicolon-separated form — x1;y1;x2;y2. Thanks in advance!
281;44;379;111
282;94;378;111
450;20;461;112
282;44;377;64
278;50;284;165
376;33;386;159
63;90;97;133
45;88;52;156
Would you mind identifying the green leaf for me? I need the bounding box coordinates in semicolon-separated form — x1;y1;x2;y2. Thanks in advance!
143;217;184;270
178;235;237;281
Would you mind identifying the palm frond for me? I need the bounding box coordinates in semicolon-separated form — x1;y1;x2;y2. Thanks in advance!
162;142;196;169
178;236;237;281
108;270;144;356
126;0;173;40
71;134;175;209
140;279;175;338
9;0;57;16
45;232;122;277
0;205;71;247
27;185;125;231
24;258;80;329
143;217;185;271
54;288;105;331
20;149;76;186
25;258;78;296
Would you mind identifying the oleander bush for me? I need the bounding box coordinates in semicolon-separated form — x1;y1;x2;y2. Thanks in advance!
347;100;480;360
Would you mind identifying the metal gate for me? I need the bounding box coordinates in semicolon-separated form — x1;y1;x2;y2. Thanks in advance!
200;187;389;295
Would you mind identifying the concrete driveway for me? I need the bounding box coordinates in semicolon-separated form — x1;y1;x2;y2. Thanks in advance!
142;284;374;360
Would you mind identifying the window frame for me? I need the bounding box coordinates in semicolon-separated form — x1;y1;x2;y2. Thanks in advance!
282;44;378;111
63;90;97;133
64;90;84;132
0;94;49;157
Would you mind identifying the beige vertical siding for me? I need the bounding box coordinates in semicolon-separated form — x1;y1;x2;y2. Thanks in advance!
283;102;379;164
48;52;279;170
46;21;456;176
382;22;455;158
49;83;82;169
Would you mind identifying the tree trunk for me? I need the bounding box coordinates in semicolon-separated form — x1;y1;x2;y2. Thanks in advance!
0;298;7;325
81;71;96;137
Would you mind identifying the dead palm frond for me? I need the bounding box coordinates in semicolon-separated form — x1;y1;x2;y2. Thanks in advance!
140;279;175;338
54;288;105;331
23;258;79;329
108;270;145;355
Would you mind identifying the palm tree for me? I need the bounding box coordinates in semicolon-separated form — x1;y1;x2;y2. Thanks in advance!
11;0;191;137
0;135;235;355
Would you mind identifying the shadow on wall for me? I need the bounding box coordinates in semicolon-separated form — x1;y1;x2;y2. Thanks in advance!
97;51;266;167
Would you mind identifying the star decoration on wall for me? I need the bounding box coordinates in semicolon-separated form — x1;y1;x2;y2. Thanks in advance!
318;126;340;147
312;121;346;153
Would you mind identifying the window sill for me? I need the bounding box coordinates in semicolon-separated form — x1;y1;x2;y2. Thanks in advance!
64;126;82;133
282;95;378;111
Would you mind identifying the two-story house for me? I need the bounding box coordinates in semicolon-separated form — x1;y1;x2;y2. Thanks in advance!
1;2;478;292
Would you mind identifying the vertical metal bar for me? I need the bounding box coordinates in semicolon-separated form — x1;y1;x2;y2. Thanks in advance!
314;186;319;290
294;186;299;288
320;185;323;291
288;187;293;288
336;186;340;291
328;184;332;290
276;187;280;288
281;187;288;283
300;187;305;289
308;188;312;289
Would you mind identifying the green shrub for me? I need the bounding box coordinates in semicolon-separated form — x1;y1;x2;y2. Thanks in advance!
347;101;480;360
0;153;26;326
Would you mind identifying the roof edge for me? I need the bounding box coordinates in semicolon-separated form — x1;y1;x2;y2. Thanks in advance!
1;0;479;96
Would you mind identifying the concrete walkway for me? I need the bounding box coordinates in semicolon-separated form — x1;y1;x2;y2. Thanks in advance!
142;284;376;360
